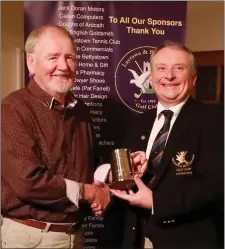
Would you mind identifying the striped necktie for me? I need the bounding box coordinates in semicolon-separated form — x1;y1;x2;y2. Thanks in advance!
149;110;174;169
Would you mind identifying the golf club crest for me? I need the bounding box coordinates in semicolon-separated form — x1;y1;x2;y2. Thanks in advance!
115;46;157;113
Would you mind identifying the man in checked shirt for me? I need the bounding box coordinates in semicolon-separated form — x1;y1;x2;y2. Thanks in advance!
1;25;112;248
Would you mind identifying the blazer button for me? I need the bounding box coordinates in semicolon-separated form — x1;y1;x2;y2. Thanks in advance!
141;135;145;140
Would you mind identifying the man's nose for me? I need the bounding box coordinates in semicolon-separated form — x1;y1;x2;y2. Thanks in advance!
57;57;69;70
165;69;175;80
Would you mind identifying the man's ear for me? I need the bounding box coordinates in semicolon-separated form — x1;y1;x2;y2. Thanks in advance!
192;73;197;88
26;53;36;75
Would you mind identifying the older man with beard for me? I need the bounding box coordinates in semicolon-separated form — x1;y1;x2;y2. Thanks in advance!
1;25;111;248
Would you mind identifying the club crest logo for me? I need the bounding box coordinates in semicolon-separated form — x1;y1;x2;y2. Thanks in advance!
172;151;195;176
115;46;157;113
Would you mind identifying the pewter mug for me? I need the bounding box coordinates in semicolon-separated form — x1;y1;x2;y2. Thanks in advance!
110;148;135;189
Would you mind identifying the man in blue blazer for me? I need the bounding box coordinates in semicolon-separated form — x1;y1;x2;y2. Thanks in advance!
111;41;224;249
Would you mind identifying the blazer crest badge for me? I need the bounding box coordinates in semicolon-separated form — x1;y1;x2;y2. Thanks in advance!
172;151;195;176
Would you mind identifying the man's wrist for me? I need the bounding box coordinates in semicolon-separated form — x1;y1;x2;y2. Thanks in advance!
83;184;95;202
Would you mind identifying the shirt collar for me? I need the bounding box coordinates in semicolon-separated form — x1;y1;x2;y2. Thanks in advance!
28;77;77;110
156;97;189;119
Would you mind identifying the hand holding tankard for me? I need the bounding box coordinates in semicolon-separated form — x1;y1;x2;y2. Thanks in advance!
110;149;148;189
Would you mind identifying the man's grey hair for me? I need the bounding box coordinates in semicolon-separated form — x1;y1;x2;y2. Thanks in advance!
150;40;196;73
25;25;76;53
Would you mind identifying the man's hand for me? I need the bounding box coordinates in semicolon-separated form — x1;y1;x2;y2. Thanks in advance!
131;151;148;177
110;175;153;209
83;181;110;216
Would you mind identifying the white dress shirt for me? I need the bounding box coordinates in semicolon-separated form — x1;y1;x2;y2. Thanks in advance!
146;98;188;160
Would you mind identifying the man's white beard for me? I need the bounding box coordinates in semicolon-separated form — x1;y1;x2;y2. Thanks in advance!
50;82;74;93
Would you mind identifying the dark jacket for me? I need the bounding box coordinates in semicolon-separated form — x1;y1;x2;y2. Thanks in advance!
124;97;224;249
99;97;224;249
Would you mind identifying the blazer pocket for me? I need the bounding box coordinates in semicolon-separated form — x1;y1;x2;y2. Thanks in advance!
171;150;196;178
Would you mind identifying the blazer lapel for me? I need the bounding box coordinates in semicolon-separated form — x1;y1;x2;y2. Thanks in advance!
151;98;195;190
137;109;157;150
140;109;156;151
